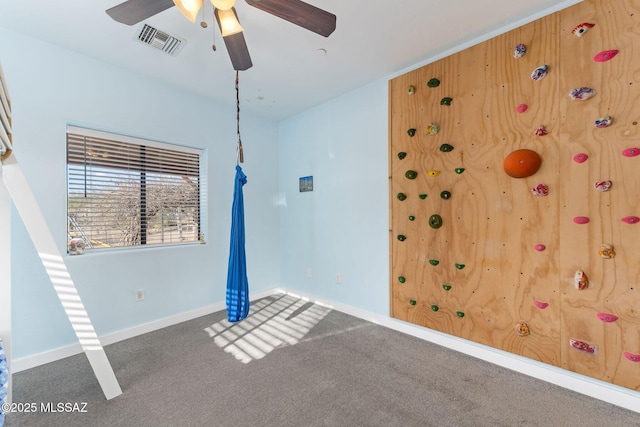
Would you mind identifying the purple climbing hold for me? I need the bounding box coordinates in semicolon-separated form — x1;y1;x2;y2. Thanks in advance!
531;65;548;81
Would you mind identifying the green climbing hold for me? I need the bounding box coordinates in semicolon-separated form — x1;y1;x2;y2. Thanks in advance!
442;284;452;291
440;191;451;200
427;78;440;88
455;263;465;270
429;259;440;266
454;168;465;174
407;128;417;137
440;97;453;106
407;85;416;95
419;194;428;200
398;152;407;160
405;170;418;180
456;311;465;318
429;214;443;229
408;215;415;221
409;299;417;306
431;305;440;312
440;143;454;152
397;235;406;241
397;193;407;201
398;276;406;283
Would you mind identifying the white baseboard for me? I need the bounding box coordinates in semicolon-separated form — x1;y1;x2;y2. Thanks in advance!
12;286;640;415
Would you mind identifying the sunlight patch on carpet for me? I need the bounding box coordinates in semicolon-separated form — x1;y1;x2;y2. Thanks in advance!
204;293;332;363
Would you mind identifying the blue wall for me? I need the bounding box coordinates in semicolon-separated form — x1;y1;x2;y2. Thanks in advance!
1;27;281;359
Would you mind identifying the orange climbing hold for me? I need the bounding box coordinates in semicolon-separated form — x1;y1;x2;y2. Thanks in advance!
503;149;542;178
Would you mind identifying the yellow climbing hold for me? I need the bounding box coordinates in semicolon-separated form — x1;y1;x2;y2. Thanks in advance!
428;170;441;177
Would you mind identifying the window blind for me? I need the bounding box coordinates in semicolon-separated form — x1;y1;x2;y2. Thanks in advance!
67;128;202;250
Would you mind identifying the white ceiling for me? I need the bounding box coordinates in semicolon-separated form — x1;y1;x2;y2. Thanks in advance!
0;0;579;121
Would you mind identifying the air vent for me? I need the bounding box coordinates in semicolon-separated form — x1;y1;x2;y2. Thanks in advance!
136;24;185;56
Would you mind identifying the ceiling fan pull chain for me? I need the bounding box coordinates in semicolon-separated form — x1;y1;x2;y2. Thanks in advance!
236;71;244;164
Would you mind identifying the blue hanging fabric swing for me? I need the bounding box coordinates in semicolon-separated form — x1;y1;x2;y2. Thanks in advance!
226;71;249;322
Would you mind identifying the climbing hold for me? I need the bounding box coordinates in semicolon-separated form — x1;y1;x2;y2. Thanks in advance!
531;64;548;81
573;153;589;163
454;168;465;174
407;85;416;95
440;191;451;200
442;284;452;291
408;216;416;222
574;270;589;290
431;305;440;312
570;338;598;355
440;97;453;106
515;322;530;337
622;147;640;157
593;180;612;192
428;170;441;177
533;300;549;309
456;311;465;318
439;143;454;152
409;299;417;306
429;259;440;266
454;263;465;270
513;44;526;58
569;87;596;100
429;214;443;229
426;123;440;136
407;128;417;137
596;312;618;323
516;104;528;114
593;50;618;62
598;243;615;259
405;170;418;180
595;116;612;128
621;216;640;224
572;22;595;37
623;352;640;362
419;194;428;200
503;149;542;178
398;276;406;283
397;193;407;201
534;244;546;252
397;152;407;160
572;216;589;224
534;125;548;136
531;184;549;196
427;78;440;88
397;235;406;241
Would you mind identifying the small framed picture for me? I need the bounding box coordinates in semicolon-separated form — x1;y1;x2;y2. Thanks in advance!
299;176;313;192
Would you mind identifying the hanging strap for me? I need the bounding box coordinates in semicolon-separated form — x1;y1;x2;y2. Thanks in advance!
235;71;244;164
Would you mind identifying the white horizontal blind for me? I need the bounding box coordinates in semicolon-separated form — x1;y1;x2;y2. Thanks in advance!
67;128;201;250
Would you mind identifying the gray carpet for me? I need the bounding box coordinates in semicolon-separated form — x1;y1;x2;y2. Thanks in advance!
5;293;640;427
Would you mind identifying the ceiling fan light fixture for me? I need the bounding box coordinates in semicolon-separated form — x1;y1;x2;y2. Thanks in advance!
173;0;203;23
210;0;235;11
217;8;244;37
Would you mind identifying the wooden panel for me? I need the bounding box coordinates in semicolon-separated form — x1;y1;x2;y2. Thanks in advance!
390;0;640;390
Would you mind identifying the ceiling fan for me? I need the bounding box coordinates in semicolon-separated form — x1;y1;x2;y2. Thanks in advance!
106;0;337;71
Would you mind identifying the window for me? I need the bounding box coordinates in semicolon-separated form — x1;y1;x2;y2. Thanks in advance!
67;126;203;251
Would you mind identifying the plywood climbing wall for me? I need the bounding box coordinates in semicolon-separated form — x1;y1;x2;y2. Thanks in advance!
389;0;640;391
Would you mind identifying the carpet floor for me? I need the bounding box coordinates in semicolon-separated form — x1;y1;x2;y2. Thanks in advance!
5;293;640;427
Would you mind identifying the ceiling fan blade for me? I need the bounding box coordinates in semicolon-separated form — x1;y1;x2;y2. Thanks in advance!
245;0;336;37
106;0;176;26
215;8;253;71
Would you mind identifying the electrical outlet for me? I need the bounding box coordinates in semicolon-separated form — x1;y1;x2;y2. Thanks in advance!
135;289;145;302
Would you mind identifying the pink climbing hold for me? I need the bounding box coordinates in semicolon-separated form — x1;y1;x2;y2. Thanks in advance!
533;300;549;309
573;216;590;224
623;352;640;362
573;153;588;163
593;50;618;62
534;244;546;252
516;104;528;113
622;147;640;157
534;125;548;136
593;180;612;192
596;312;618;323
621;216;640;224
531;184;549;196
570;338;598;355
